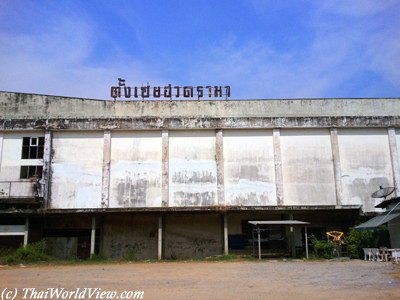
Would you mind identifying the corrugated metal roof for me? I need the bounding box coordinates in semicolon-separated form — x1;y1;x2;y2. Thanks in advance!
355;212;400;230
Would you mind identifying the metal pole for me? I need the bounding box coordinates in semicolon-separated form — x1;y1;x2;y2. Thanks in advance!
90;216;96;257
305;226;309;259
158;215;163;260
23;217;29;247
258;225;261;260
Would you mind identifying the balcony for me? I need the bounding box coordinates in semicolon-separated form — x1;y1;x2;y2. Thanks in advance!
0;181;43;208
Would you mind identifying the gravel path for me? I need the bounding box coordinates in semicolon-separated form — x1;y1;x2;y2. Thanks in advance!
1;259;399;300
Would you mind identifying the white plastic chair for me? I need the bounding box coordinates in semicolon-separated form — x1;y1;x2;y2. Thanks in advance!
363;248;371;261
391;249;400;264
370;248;382;261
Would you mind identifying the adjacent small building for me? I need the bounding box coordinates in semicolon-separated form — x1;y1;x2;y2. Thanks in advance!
1;91;400;259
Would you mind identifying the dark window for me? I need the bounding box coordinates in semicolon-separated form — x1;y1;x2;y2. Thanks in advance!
22;137;44;159
20;166;43;179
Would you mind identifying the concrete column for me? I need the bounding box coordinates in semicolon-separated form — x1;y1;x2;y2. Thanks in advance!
23;217;29;247
388;128;400;196
101;130;111;208
162;130;169;207
289;213;295;257
0;132;3;170
273;129;284;206
330;128;343;206
216;129;225;205
42;130;52;208
158;215;163;260
90;216;96;257
223;213;229;255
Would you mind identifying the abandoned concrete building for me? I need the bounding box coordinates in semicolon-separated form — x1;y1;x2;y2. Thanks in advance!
1;91;400;259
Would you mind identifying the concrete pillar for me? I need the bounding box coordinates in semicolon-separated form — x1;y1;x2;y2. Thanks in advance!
289;213;295;257
42;130;52;208
158;215;163;260
90;216;96;257
0;132;3;170
162;130;169;207
273;129;284;205
23;217;29;247
101;130;111;208
223;213;229;255
330;128;343;206
388;128;400;196
216;129;225;205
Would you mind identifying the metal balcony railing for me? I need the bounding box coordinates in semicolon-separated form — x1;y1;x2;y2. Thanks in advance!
0;180;43;199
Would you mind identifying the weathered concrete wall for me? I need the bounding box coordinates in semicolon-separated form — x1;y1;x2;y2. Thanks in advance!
169;131;217;206
164;214;222;259
338;129;393;212
280;129;336;206
50;132;103;208
101;214;158;260
223;130;276;206
109;131;162;208
2;92;400;119
45;237;77;259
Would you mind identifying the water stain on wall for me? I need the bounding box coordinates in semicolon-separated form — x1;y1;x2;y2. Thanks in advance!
115;172;160;207
172;170;216;184
173;191;216;206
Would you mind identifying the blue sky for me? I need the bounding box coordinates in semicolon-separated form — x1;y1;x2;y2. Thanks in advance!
0;0;399;100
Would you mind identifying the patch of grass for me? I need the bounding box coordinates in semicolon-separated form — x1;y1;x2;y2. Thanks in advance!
0;240;50;264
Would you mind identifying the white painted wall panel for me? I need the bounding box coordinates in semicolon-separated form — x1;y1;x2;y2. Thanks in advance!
281;129;336;206
169;131;217;206
0;132;44;181
109;131;162;208
224;130;276;206
50;132;103;209
338;129;393;212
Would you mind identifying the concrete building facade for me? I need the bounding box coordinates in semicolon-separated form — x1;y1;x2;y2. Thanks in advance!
1;91;400;259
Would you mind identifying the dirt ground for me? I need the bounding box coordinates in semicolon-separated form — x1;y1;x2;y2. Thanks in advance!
1;259;400;300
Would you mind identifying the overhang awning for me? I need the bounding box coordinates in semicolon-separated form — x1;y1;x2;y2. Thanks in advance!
355;212;400;230
248;220;310;259
249;220;310;226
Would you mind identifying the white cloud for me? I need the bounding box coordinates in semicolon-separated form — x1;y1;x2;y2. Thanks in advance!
187;1;400;99
0;12;165;100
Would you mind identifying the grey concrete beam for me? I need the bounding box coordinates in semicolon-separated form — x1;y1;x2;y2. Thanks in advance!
158;215;163;260
2;92;400;119
273;129;284;206
0;132;3;171
388;128;400;196
162;130;169;207
101;130;111;208
2;116;400;131
0;204;362;215
42;130;52;208
223;213;228;255
90;216;96;256
216;129;225;205
330;128;343;206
